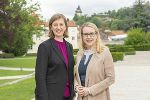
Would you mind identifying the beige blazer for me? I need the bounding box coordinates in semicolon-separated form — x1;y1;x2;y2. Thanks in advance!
74;47;115;100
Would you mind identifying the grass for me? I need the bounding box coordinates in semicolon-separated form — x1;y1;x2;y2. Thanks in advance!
0;79;16;85
0;70;33;77
0;57;36;68
0;77;35;100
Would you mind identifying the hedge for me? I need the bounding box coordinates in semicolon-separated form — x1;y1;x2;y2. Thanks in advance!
0;53;15;58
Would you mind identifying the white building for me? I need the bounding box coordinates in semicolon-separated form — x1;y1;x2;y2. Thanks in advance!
66;20;79;49
27;27;49;53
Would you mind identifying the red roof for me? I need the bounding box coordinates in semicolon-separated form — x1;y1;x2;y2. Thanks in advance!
67;20;77;27
111;30;126;35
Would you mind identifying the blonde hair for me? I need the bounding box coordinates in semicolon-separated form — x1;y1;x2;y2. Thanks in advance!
79;22;105;53
48;13;68;38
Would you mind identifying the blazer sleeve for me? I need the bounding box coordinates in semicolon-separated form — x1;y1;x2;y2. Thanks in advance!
35;43;49;100
74;51;80;90
88;47;115;96
74;64;79;91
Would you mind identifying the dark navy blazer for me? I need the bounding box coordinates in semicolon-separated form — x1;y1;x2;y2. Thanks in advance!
35;38;75;100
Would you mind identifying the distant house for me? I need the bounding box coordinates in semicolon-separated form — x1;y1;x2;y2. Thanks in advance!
66;20;79;49
101;29;112;41
27;27;49;53
109;30;127;41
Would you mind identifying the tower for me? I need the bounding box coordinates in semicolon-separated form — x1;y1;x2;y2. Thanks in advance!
75;5;82;16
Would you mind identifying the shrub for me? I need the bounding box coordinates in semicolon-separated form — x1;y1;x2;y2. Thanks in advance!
73;49;79;55
133;44;150;51
146;32;150;43
25;53;37;56
0;53;15;58
108;45;135;55
125;28;148;45
111;52;124;62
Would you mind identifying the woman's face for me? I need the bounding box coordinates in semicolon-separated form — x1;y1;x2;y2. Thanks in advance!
82;26;97;49
51;18;66;38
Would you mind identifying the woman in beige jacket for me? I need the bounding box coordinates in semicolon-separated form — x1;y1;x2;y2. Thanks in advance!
74;22;115;100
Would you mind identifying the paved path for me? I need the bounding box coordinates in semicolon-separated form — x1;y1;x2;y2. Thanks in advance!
0;66;35;87
1;51;149;100
0;72;35;80
0;66;34;71
32;51;150;100
0;73;34;87
110;51;150;100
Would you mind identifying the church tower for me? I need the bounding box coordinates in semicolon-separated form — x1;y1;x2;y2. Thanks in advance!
75;5;82;16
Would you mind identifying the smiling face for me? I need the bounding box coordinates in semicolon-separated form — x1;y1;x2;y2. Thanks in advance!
51;18;67;39
82;26;97;49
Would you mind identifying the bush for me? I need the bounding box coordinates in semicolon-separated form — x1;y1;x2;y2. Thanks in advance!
108;45;135;55
125;28;148;45
111;52;124;62
133;44;150;51
125;51;136;55
25;53;37;56
73;49;79;55
146;32;150;43
0;53;15;58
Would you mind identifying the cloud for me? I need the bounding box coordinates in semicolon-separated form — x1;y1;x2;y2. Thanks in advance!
32;0;150;20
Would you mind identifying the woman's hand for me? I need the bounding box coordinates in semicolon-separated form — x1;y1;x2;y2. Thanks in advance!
76;86;90;97
82;87;90;96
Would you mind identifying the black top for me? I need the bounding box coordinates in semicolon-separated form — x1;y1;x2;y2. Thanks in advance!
78;54;93;86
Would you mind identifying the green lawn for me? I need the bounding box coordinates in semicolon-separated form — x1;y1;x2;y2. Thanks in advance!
0;70;33;77
0;79;16;85
0;77;35;100
0;57;36;68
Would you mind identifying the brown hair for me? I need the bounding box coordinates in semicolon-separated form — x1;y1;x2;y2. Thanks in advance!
48;13;68;38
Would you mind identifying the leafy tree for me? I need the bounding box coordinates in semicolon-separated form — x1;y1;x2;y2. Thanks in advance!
105;0;150;31
73;14;87;26
90;16;101;28
73;14;78;21
0;0;43;56
125;28;148;45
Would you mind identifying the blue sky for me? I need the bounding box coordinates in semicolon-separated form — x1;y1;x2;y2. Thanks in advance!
29;0;150;20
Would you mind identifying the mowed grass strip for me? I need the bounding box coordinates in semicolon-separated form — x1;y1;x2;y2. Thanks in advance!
0;57;36;68
0;79;16;85
0;77;35;100
0;70;33;77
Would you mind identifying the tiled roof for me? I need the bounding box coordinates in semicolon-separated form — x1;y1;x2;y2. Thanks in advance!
111;30;126;35
67;21;77;27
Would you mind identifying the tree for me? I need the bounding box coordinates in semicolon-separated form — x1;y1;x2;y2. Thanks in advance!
73;14;78;21
131;0;150;31
90;16;102;28
0;0;43;56
125;28;148;45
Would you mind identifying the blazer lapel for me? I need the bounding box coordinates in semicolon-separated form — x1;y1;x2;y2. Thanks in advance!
76;50;97;86
85;53;97;86
65;42;71;68
76;51;84;85
50;39;66;64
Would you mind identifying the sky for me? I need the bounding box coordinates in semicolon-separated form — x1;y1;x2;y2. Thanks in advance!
29;0;150;21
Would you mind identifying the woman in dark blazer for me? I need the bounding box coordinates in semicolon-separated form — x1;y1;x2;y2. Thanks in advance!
35;13;75;100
